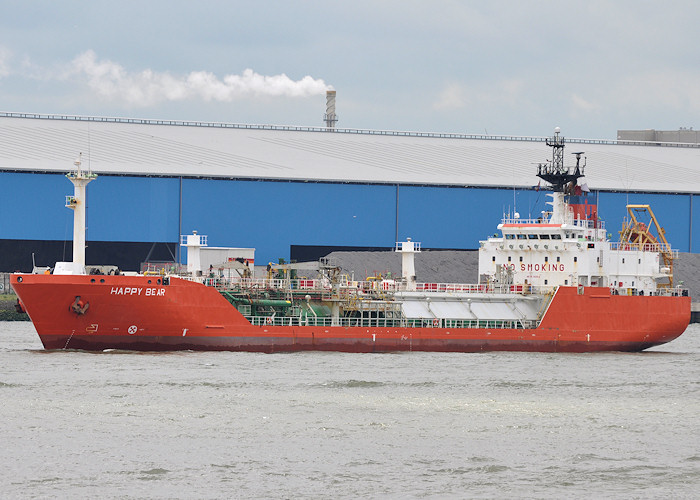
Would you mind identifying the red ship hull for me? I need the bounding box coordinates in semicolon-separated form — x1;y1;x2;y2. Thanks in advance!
10;274;690;353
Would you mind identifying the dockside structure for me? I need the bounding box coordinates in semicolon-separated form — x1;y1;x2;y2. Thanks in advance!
1;112;700;272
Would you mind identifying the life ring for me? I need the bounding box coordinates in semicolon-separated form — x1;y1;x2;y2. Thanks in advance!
432;318;440;327
265;316;273;325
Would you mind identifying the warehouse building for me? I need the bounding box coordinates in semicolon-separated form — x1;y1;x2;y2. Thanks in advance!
1;111;699;272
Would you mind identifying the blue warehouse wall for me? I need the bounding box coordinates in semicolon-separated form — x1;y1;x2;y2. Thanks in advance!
596;192;690;251
691;194;700;253
0;172;180;243
1;169;695;271
398;186;547;248
181;180;397;264
89;176;180;242
0;172;74;240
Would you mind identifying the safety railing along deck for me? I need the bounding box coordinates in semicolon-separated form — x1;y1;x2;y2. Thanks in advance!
245;315;539;329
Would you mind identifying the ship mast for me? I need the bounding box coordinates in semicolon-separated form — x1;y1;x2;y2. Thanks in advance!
536;127;585;191
65;153;97;273
536;127;585;223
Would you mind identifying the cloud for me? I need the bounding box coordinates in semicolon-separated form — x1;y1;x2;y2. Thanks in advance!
432;83;469;110
66;50;331;106
432;78;528;111
571;94;601;114
612;70;700;111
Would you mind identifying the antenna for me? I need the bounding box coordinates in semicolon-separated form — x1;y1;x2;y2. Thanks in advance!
537;127;585;192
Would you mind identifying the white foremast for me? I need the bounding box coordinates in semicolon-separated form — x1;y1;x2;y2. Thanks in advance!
56;154;97;275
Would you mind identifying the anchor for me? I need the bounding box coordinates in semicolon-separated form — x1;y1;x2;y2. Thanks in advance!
70;295;90;315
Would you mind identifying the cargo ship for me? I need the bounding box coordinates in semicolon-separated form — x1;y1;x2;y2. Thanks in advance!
11;129;691;352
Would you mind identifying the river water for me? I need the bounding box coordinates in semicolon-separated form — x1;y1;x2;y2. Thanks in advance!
1;321;699;499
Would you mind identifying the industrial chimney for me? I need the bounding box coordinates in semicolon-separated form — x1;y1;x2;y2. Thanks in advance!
324;90;338;129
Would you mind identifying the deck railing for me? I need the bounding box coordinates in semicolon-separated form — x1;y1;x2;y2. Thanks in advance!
245;315;539;330
501;216;605;230
189;275;553;296
181;275;687;298
609;242;678;256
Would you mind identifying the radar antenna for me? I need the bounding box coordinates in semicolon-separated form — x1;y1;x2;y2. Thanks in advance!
536;127;586;192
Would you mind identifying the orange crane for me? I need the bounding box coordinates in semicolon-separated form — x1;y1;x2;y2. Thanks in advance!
619;204;674;288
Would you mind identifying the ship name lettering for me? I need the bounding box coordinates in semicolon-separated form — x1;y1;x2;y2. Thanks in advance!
110;287;165;297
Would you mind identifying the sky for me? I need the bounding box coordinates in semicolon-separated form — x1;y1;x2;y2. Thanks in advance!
1;1;699;140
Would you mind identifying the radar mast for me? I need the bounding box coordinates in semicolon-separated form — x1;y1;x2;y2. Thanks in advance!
536;127;585;192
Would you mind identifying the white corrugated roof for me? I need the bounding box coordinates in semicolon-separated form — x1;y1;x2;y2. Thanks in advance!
1;112;699;193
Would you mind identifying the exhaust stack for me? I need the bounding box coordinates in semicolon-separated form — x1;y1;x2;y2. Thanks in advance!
324;90;338;129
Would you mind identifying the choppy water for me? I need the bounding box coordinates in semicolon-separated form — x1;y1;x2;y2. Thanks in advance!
1;321;699;499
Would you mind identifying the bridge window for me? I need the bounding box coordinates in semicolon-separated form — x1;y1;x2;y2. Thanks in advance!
528;234;538;240
517;234;526;240
551;234;561;240
505;234;515;240
540;234;550;239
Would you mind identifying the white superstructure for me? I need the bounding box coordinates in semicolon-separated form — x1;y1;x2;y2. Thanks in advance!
478;129;675;296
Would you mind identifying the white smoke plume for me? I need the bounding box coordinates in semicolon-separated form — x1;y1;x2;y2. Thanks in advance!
67;50;331;106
